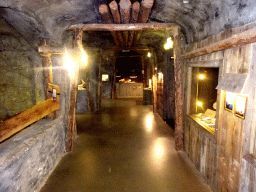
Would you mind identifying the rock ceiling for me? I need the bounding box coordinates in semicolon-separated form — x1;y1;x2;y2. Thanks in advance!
0;0;256;49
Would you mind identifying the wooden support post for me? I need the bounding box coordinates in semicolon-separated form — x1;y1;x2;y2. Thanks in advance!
120;0;131;46
99;4;120;46
173;28;184;151
98;49;103;110
128;2;140;47
66;83;77;151
112;52;117;99
66;28;83;152
41;53;53;99
41;51;56;119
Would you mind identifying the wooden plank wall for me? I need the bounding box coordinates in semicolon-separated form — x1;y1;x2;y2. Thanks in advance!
184;116;217;191
184;25;254;191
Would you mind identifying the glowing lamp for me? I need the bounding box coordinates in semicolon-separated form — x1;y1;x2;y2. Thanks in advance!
197;101;203;107
164;37;173;50
198;74;205;80
147;52;151;57
80;48;88;68
64;50;76;78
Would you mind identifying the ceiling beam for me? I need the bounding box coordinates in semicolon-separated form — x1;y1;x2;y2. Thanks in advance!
69;23;178;32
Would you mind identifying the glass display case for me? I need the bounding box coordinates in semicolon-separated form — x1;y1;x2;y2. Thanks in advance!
189;67;219;133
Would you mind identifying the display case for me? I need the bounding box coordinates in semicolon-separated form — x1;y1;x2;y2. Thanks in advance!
189;67;219;133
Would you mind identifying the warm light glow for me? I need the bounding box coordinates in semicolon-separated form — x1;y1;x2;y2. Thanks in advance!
198;74;205;80
158;72;163;82
102;74;109;81
147;52;151;57
80;47;88;68
145;115;153;132
197;101;203;107
155;67;157;70
153;139;165;160
64;49;76;78
149;79;152;88
164;37;173;50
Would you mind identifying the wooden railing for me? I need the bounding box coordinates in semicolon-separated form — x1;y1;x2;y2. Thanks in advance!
0;96;60;143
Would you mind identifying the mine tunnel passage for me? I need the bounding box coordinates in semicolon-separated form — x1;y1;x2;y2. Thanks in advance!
40;98;211;192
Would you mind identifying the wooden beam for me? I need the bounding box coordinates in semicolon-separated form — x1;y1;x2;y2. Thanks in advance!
120;0;131;24
0;97;59;143
120;0;131;46
75;28;83;47
138;0;154;23
183;27;256;58
38;46;63;54
131;2;140;23
66;83;77;151
38;46;150;53
41;52;56;119
109;0;121;24
41;53;53;99
66;28;83;152
173;29;184;151
135;0;154;45
69;23;177;31
128;2;140;47
99;4;120;46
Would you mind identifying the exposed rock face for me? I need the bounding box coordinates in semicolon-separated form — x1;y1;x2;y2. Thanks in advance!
1;0;256;47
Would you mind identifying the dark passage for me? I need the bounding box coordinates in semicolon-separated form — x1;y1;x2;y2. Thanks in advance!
40;99;211;192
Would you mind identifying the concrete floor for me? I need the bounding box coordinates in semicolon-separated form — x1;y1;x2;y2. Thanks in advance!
40;99;212;192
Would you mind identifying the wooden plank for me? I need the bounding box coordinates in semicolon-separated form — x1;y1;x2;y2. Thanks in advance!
0;97;60;143
99;4;120;46
69;23;177;31
109;0;121;24
183;27;256;58
128;2;140;47
138;0;154;23
66;27;83;152
38;46;63;54
120;0;131;24
41;51;56;119
66;83;77;151
188;59;223;68
174;30;184;151
120;0;131;46
134;0;154;45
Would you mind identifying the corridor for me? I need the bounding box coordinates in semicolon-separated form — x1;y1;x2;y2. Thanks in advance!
40;99;212;192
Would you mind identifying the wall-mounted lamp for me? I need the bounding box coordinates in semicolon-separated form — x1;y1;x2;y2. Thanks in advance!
164;37;173;50
197;101;203;107
198;74;205;80
147;52;151;57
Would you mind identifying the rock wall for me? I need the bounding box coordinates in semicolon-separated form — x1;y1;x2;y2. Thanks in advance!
0;22;44;120
0;118;65;192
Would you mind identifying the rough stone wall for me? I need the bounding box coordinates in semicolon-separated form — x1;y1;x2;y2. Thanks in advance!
0;30;44;120
0;118;65;192
0;24;72;192
101;50;115;99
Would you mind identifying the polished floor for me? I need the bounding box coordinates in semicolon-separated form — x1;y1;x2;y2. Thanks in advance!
40;99;212;192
